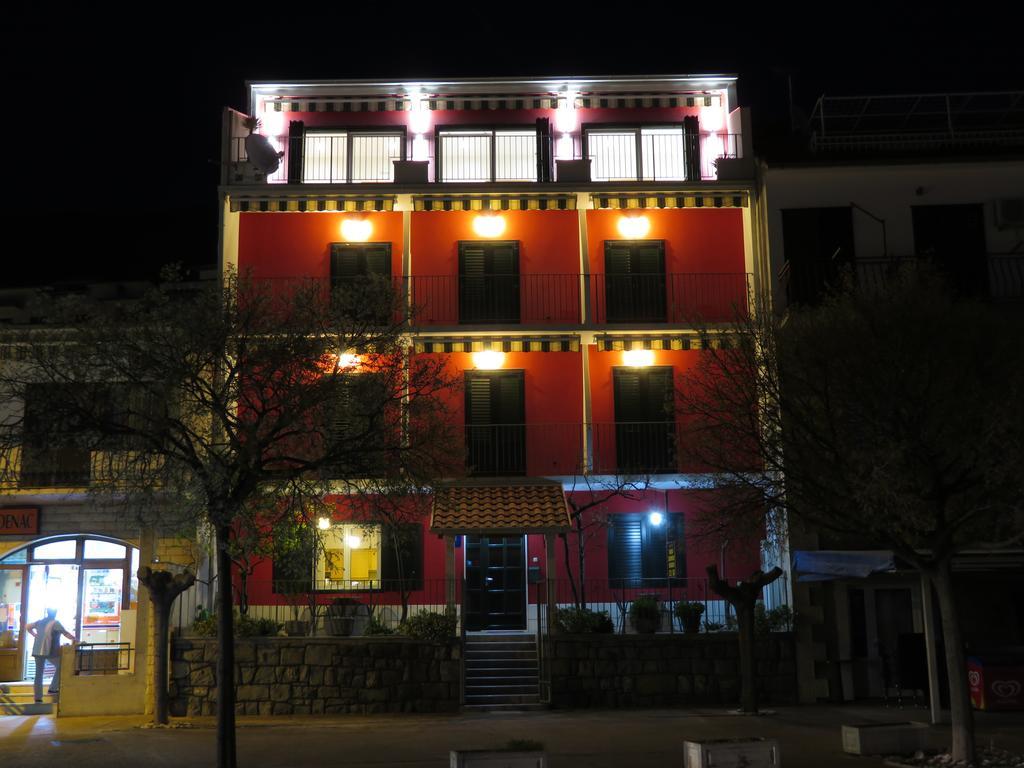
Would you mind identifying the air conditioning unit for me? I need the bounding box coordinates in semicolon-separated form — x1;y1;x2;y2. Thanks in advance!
994;198;1024;230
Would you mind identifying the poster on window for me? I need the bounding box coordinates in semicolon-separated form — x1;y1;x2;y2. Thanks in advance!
82;569;122;626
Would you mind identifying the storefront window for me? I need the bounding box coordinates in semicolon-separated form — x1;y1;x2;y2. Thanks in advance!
83;540;127;560
316;524;381;589
32;540;77;560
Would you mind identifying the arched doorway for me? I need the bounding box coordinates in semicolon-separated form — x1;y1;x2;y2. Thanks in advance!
0;535;139;682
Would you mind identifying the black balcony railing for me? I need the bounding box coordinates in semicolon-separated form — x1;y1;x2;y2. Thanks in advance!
781;254;1024;306
410;274;580;325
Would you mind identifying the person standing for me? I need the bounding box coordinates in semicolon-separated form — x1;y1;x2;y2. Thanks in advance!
27;608;76;703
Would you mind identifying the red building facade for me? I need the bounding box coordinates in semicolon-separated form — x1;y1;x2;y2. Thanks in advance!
219;75;773;638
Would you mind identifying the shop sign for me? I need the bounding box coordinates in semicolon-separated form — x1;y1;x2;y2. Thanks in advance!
0;507;39;535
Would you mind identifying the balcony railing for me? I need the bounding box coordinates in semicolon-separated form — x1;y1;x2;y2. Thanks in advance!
249;274;750;327
781;254;1024;306
455;422;685;477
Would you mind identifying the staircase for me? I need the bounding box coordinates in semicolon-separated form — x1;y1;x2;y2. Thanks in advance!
1;683;56;715
463;633;543;710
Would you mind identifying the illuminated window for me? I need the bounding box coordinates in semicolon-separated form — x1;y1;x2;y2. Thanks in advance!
586;124;698;182
317;524;381;588
439;129;538;182
303;131;404;183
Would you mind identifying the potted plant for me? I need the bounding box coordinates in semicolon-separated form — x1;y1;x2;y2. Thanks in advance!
629;595;661;634
325;597;362;636
674;601;705;634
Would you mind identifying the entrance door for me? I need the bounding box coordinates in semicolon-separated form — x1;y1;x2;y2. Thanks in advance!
464;536;526;631
0;565;27;682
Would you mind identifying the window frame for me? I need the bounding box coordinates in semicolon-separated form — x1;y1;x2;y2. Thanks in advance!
302;126;407;184
607;511;686;586
457;240;521;324
435;124;540;183
612;365;676;473
464;369;526;476
582;122;692;182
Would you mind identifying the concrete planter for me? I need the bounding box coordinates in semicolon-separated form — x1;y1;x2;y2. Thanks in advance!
840;722;931;756
450;751;546;767
684;738;780;768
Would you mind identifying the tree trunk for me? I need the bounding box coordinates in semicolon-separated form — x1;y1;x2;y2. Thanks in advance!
737;600;757;713
560;532;580;608
576;516;587;606
139;567;196;725
215;525;237;768
931;558;975;764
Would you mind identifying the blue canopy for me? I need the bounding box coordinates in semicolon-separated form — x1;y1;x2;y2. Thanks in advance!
792;550;895;581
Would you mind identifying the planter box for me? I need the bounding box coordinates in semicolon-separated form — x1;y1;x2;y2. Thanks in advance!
840;722;930;756
393;160;429;184
450;751;546;768
555;159;591;183
684;738;780;768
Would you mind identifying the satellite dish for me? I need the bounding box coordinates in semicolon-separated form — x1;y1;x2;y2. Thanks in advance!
242;117;285;175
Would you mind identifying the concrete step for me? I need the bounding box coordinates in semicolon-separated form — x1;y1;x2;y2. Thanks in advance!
466;684;539;695
462;702;547;713
465;659;539;671
465;649;537;660
463;693;541;706
0;701;55;716
465;675;540;687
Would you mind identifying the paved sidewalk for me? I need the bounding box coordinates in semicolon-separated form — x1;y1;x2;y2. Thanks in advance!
1;706;1022;767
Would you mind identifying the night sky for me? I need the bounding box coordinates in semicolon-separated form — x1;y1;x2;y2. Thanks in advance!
4;9;1020;288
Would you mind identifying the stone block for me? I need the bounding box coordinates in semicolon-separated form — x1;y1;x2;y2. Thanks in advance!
237;685;269;702
270;684;291;702
636;674;674;696
307;667;324;686
257;645;279;666
358;688;389;703
276;666;299;683
677;675;693;696
238;665;255;685
365;670;380;688
190;665;215;687
311;700;325;714
714;659;737;675
304;645;333;666
317;686;340;698
204;642;219;663
253;666;276;685
272;702;294;715
235;642;255;663
280;646;305;666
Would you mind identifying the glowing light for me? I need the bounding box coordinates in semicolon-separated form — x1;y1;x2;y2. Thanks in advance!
259;109;286;137
648;511;664;527
622;349;655;367
409;109;431;135
412;134;429;161
336;353;362;370
472;214;506;238
699;105;724;133
341;218;373;242
345;534;362;549
617;215;650;238
555;91;577;133
473;350;506;370
318;517;331;530
555;133;574;160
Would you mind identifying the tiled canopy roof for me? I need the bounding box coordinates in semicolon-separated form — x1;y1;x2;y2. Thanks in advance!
429;480;571;534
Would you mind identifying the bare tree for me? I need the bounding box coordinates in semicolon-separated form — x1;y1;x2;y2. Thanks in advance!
676;269;1024;762
0;270;456;768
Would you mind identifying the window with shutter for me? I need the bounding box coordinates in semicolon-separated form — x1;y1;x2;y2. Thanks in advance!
608;512;685;586
464;371;525;476
324;373;388;478
458;241;520;323
19;383;93;487
613;367;675;473
330;243;394;324
604;240;666;322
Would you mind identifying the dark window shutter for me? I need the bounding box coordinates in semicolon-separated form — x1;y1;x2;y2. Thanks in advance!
331;243;392;281
535;117;552;182
380;524;423;590
683;115;700;182
608;515;643;585
492;371;525;425
465;375;493;425
613;367;675;472
641;514;668;581
459;241;520;323
287;120;305;183
604;241;665;322
465;371;525;475
330;243;393;324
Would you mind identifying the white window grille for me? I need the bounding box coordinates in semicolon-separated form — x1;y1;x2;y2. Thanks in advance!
640;127;686;181
304;132;348;183
588;131;638;181
588;126;689;182
303;132;402;183
440;130;538;182
351;134;402;183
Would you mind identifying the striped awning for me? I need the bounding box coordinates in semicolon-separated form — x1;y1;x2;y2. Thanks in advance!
596;334;732;351
414;335;579;353
231;195;396;213
413;194;576;212
262;92;720;114
591;192;748;210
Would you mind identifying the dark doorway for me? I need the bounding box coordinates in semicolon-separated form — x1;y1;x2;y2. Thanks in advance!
612;366;675;473
464;535;526;631
780;207;855;305
464;371;526;476
912;204;988;296
459;241;520;323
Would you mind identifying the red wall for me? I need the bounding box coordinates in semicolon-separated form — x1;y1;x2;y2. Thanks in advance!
586;208;744;275
237;211;404;279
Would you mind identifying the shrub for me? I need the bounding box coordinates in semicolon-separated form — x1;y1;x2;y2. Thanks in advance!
756;604;794;634
554;607;614;634
189;611;281;637
629;595;661;633
673;601;705;633
363;614;395;636
399;610;458;642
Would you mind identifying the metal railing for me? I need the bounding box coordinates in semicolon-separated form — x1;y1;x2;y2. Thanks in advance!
549;575;792;634
439;132;539;182
700;133;741;180
170;575;791;638
75;643;133;674
250;272;751;327
781;253;1024;306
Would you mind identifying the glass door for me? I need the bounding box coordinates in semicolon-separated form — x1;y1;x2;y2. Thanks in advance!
80;567;124;645
0;565;27;682
24;563;80;681
464;536;526;631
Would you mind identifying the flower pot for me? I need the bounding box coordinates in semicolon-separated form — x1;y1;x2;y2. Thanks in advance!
284;620;309;637
634;616;659;634
682;614;703;634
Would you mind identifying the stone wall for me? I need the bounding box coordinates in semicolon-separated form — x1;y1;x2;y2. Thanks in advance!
170;637;461;717
543;632;797;708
